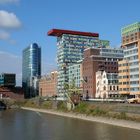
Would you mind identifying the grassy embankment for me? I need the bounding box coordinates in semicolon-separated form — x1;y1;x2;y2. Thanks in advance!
21;98;140;122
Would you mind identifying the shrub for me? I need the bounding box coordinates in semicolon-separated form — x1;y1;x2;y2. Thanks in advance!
24;100;37;108
91;107;107;116
119;112;127;120
57;101;67;111
74;102;88;113
41;101;53;109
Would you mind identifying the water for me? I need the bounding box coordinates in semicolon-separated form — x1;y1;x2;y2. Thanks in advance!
0;109;140;140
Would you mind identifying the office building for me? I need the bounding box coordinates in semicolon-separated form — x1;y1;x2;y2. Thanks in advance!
48;29;109;97
82;47;123;98
119;22;140;98
0;73;16;87
22;43;41;98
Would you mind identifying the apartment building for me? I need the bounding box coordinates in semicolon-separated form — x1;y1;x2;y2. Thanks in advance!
119;22;140;98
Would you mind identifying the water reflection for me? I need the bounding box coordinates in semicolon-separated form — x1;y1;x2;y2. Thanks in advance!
0;109;140;140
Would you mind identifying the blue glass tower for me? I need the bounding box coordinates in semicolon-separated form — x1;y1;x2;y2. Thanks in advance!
22;43;41;98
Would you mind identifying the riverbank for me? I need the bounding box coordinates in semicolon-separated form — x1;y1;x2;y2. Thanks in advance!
22;107;140;130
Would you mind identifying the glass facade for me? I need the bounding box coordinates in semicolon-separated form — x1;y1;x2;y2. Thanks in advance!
0;74;4;85
124;44;139;92
121;22;140;36
22;43;41;98
107;73;118;84
69;61;82;88
100;48;124;58
0;73;15;87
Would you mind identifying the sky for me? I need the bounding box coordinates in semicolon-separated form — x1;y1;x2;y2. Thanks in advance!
0;0;140;86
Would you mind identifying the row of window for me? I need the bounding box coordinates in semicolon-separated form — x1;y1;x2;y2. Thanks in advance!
119;88;129;91
97;86;119;91
118;63;129;67
130;68;139;72
119;61;139;68
119;88;140;91
119;75;129;79
119;82;129;85
124;55;138;61
119;81;139;85
120;87;140;91
99;66;117;70
123;37;138;43
119;69;129;73
99;61;117;65
124;48;138;55
130;74;139;78
101;53;123;58
101;48;123;53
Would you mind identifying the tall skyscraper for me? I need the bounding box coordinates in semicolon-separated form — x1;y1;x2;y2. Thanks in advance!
119;22;140;98
22;43;41;98
48;29;109;97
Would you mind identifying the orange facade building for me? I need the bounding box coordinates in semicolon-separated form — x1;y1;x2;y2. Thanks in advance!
119;22;140;98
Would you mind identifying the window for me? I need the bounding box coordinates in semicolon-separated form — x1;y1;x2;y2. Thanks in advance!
113;86;115;90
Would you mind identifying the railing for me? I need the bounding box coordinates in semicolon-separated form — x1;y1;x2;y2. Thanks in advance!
84;98;125;103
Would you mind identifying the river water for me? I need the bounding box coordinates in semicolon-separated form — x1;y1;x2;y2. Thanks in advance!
0;109;140;140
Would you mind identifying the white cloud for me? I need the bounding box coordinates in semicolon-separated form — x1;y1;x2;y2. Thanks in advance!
0;51;22;86
0;30;10;40
0;10;21;29
0;0;19;4
8;39;17;45
0;10;22;43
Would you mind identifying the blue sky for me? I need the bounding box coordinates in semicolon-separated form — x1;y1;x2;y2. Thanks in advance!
0;0;140;85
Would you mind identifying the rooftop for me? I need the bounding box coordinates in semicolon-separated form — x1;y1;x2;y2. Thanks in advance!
47;29;99;37
121;22;140;36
